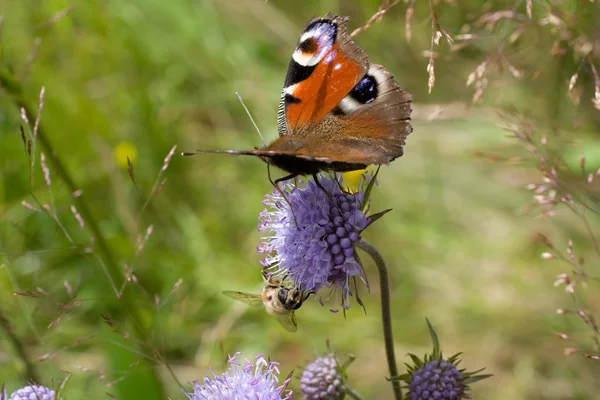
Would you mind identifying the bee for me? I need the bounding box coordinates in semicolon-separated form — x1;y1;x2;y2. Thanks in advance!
222;273;310;332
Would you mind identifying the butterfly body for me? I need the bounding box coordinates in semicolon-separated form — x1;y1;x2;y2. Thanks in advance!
185;13;413;176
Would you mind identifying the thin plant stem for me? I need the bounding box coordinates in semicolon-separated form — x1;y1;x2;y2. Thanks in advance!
0;309;39;383
356;238;401;400
0;66;166;396
345;386;364;400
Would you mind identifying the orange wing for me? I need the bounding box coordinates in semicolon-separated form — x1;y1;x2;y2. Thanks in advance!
269;64;413;167
277;14;368;136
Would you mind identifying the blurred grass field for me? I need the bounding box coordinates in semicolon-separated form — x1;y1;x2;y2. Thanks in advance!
1;0;600;399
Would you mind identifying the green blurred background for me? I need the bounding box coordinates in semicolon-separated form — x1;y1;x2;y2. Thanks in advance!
1;0;600;398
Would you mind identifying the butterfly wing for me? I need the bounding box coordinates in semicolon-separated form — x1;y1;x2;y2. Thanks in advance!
267;65;411;168
300;64;413;164
184;14;412;176
271;14;412;171
222;291;264;308
277;13;368;136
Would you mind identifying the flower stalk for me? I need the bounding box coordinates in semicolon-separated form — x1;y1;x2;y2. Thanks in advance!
355;238;401;400
345;387;365;400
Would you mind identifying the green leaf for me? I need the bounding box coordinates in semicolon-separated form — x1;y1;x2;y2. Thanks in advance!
341;353;356;371
465;374;494;384
426;318;440;357
55;373;72;400
361;166;380;212
365;208;392;228
448;353;463;365
408;353;422;367
387;374;408;381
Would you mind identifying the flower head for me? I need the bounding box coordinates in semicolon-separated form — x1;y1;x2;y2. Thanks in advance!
407;359;465;400
300;354;345;400
258;174;376;308
9;385;55;400
114;141;137;168
183;352;292;400
397;320;491;400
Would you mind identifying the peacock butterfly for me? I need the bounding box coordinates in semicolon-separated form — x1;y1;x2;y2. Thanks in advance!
184;13;413;182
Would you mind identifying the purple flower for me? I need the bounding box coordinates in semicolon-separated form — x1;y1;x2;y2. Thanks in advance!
300;354;344;400
9;385;55;400
258;174;371;308
183;352;292;400
399;320;491;400
407;359;465;400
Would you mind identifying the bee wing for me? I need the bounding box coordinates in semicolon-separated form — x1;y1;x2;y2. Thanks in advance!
276;311;298;332
222;291;264;308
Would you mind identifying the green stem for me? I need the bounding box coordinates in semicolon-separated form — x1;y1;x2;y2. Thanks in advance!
344;386;364;400
0;67;165;395
356;238;402;400
0;309;39;383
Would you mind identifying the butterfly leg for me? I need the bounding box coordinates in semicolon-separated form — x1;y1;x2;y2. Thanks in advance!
312;173;343;215
267;165;300;228
333;174;346;192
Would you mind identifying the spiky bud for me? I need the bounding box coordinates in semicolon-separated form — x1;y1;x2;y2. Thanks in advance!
395;319;492;400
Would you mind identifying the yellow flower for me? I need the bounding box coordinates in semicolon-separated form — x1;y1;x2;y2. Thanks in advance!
341;168;370;192
114;141;137;168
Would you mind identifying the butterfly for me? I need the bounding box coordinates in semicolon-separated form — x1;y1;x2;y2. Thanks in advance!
184;13;413;184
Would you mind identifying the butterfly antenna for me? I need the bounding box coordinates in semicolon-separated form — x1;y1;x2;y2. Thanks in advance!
236;92;266;146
